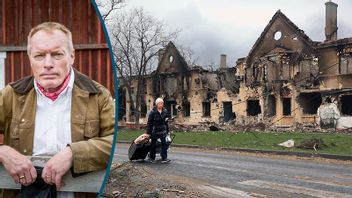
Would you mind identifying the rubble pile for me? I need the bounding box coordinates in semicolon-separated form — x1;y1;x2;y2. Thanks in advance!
101;163;218;198
170;121;350;133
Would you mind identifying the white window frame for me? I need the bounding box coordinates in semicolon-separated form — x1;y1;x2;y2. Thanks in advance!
0;52;6;89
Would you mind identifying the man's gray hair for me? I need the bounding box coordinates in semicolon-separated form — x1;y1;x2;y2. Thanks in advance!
155;98;164;105
27;22;74;55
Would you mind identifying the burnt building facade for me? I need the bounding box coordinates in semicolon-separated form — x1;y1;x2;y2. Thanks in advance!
119;41;239;127
119;1;352;130
237;1;352;130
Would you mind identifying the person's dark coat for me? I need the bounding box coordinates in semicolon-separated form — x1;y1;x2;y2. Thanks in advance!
146;107;169;138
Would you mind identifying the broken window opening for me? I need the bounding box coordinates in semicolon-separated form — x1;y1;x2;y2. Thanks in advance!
182;102;190;117
247;99;261;116
118;88;126;121
203;102;211;117
339;55;352;74
223;102;233;122
267;95;276;117
160;76;165;93
298;93;322;115
195;78;200;84
171;104;178;116
130;106;135;116
262;65;267;82
169;55;174;63
153;76;160;95
341;95;352;115
253;66;260;83
183;77;187;91
140;102;147;118
142;79;147;94
165;100;176;118
274;31;282;40
283;98;291;116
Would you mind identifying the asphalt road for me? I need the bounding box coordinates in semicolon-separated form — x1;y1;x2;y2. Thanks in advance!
113;143;352;198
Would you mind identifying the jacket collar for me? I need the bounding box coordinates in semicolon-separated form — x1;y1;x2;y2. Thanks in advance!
9;68;101;94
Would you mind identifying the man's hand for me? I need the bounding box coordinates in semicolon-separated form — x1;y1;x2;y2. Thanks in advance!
143;134;150;143
0;145;37;186
42;146;73;190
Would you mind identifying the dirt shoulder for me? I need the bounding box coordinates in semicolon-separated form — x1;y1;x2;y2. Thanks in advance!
104;144;351;197
101;162;226;198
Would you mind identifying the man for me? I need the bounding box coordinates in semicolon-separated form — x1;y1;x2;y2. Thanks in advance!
0;22;115;197
145;98;171;163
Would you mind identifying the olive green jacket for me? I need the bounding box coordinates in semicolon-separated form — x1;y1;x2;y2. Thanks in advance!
0;69;115;197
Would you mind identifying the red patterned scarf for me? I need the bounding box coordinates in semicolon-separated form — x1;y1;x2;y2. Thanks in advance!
36;71;71;101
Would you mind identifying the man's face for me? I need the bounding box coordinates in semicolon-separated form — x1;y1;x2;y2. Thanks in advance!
28;30;74;92
157;102;164;109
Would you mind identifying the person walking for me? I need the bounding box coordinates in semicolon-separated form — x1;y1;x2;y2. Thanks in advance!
145;98;171;163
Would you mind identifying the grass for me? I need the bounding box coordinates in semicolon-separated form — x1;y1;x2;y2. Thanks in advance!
116;129;352;156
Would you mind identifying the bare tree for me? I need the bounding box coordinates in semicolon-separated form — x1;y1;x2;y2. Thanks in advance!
111;8;178;127
204;60;218;72
96;0;125;21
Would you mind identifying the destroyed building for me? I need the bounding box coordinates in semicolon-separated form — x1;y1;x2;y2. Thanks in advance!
118;41;239;127
235;1;352;130
119;1;352;131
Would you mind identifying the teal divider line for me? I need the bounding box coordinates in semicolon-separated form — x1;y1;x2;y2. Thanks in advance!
90;1;119;197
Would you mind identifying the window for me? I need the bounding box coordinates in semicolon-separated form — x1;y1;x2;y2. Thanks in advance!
169;55;174;63
283;98;291;116
183;77;189;91
171;104;178;116
118;88;126;121
130;106;135;116
267;95;276;116
223;102;233;122
341;95;352;115
183;102;190;117
142;79;147;94
140;103;147;118
203;102;211;117
298;93;322;115
274;31;282;40
340;55;352;74
247;100;261;116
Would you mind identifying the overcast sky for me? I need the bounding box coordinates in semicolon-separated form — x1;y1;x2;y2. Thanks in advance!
114;0;352;67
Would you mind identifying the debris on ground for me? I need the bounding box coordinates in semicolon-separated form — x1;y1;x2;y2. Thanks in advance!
297;138;326;151
278;139;295;148
170;120;351;134
101;162;224;198
209;125;222;131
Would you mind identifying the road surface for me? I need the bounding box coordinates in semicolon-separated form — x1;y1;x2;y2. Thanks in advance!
113;143;352;198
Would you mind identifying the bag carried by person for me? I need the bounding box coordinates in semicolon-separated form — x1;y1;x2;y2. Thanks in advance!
128;134;151;160
20;166;57;198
